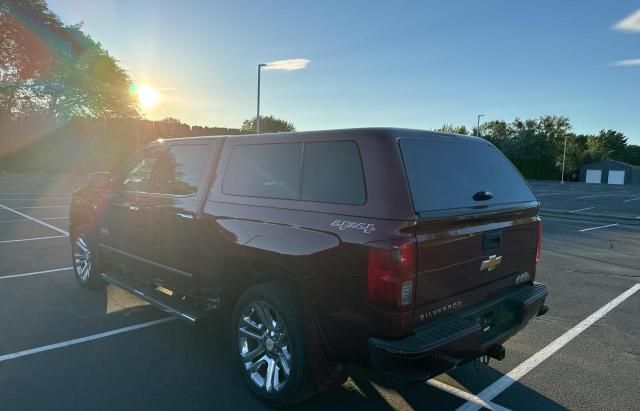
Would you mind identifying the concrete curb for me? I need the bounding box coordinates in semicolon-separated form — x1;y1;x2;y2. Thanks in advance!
540;209;640;226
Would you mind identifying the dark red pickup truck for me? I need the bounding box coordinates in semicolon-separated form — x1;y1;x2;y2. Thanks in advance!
69;128;548;407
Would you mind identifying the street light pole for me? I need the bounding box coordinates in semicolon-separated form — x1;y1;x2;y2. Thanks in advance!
477;114;485;136
255;59;309;134
256;63;266;134
561;134;568;184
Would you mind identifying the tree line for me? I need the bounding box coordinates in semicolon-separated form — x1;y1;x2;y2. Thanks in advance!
0;114;295;173
437;116;639;181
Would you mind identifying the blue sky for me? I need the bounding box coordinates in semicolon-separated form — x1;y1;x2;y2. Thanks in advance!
48;1;640;143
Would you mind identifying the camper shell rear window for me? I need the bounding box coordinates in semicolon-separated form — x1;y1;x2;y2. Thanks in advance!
398;136;536;216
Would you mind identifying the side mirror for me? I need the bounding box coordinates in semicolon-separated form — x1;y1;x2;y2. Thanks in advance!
87;171;111;189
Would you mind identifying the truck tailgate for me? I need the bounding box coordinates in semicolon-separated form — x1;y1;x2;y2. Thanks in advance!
413;208;540;325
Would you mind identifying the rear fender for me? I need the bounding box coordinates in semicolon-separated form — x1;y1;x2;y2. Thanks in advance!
218;219;343;391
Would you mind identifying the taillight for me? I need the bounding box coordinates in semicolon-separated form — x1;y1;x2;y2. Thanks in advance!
536;220;542;264
366;238;417;311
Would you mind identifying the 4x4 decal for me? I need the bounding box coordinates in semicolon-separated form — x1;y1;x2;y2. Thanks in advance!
331;219;376;234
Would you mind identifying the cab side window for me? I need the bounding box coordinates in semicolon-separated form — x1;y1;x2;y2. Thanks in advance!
220;141;365;204
301;141;365;204
223;143;303;200
121;150;158;193
155;144;210;196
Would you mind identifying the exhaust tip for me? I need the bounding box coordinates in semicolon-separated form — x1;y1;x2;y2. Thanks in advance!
487;344;505;361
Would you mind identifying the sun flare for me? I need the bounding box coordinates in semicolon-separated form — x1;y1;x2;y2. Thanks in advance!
130;84;160;109
137;85;160;109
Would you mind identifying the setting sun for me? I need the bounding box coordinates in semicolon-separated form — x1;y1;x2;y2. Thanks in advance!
130;84;160;109
137;85;160;109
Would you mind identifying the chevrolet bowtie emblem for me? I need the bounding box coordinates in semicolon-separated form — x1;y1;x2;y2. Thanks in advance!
480;255;502;272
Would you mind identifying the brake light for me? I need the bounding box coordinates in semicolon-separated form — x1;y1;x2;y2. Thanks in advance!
536;220;542;264
367;238;417;311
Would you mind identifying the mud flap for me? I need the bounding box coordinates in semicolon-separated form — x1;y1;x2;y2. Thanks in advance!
304;311;348;393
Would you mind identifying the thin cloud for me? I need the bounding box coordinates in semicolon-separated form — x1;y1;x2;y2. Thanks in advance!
613;9;640;32
610;58;640;67
264;58;310;71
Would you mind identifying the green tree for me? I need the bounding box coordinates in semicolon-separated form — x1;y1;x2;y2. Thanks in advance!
588;129;628;161
624;144;640;166
160;117;182;124
435;123;469;135
0;0;138;120
36;26;138;119
479;120;510;140
241;115;295;133
508;116;566;162
561;134;589;180
478;120;512;152
0;0;63;118
477;116;572;180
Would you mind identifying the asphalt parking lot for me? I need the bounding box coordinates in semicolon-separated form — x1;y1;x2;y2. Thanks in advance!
1;174;638;410
530;180;640;221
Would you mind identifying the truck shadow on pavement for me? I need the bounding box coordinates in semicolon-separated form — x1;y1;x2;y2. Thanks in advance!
300;364;567;410
197;316;567;411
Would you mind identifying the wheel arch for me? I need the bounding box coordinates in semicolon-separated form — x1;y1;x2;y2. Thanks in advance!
221;255;303;312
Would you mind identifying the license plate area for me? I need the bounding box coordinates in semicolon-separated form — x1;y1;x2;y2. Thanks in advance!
478;300;521;343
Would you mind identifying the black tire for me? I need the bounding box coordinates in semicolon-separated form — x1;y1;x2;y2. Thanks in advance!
231;282;314;407
71;224;105;289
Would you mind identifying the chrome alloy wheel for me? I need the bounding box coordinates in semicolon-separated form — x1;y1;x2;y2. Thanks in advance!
73;233;92;281
237;301;292;393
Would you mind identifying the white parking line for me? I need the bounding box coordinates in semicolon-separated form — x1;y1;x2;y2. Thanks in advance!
427;380;511;411
0;317;177;363
0;204;68;235
0;267;72;280
457;283;640;411
623;197;640;203
0;198;71;201
0;219;33;223
0;192;73;195
0;235;68;244
577;194;613;199
569;207;594;213
579;223;618;232
0;216;69;223
14;205;69;209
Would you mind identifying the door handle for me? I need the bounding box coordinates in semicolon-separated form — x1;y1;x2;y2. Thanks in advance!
128;204;140;212
177;212;194;220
